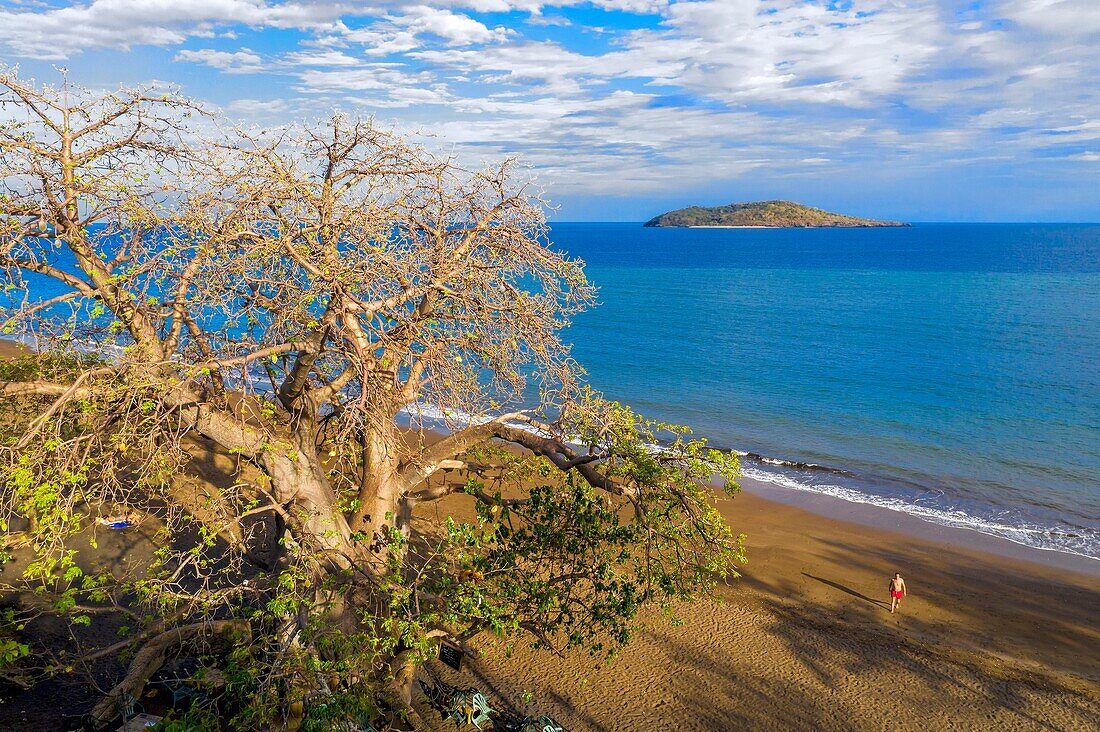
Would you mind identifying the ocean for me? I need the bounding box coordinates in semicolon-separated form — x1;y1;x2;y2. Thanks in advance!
552;223;1100;561
9;222;1099;562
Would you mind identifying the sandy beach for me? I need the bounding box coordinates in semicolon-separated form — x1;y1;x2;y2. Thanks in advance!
416;479;1100;731
3;7;1099;730
0;423;1097;730
1;337;1097;729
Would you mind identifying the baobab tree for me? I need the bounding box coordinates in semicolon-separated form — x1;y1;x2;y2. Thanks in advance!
0;68;742;729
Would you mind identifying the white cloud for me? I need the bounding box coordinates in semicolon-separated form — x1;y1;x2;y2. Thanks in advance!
999;0;1100;36
226;97;291;115
175;48;265;74
622;0;945;106
403;6;508;45
283;49;362;66
446;0;666;13
0;0;357;59
295;65;435;94
525;13;571;27
410;1;947;107
342;5;510;55
370;84;454;107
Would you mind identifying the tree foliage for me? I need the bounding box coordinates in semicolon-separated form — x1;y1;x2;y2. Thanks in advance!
0;68;743;729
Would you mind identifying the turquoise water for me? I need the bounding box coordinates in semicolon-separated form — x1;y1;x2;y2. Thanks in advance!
553;223;1100;560
10;223;1099;559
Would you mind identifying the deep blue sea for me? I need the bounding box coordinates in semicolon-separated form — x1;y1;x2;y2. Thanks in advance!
551;223;1100;561
10;223;1099;561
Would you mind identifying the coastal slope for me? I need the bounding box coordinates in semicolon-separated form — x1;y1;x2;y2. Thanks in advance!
644;200;909;227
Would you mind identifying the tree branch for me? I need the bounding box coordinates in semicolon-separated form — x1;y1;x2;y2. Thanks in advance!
396;413;526;494
0;379;85;398
397;414;624;498
89;619;250;725
0;255;99;299
7;367;116;449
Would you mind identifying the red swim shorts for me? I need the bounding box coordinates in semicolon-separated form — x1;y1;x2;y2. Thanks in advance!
891;590;904;599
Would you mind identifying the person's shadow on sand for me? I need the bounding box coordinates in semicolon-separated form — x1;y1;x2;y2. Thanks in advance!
802;573;891;609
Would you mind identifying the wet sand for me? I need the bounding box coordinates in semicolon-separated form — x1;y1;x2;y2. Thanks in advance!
1;337;1097;730
417;482;1100;731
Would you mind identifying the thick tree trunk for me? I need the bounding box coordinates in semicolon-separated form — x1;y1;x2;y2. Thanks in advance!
180;396;357;565
259;437;355;562
388;648;442;732
350;419;404;546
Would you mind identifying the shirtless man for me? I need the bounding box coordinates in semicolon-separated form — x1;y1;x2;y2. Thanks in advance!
889;572;907;613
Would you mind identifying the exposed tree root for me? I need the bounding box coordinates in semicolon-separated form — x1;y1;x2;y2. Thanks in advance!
90;619;250;726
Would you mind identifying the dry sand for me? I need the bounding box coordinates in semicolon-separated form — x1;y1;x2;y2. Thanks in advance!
1;341;1096;730
417;485;1100;731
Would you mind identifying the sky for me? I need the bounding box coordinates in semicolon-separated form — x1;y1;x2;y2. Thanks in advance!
0;0;1098;222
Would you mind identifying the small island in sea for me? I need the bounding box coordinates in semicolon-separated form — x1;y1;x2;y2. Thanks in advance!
644;199;910;228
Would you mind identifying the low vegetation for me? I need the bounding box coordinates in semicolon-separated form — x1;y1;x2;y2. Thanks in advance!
644;200;908;227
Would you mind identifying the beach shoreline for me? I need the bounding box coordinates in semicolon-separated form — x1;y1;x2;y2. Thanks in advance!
412;415;1100;577
0;414;1096;729
737;474;1100;577
416;473;1100;730
413;421;1100;577
2;341;1097;729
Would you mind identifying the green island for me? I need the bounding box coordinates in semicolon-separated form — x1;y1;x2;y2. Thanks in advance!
643;200;909;228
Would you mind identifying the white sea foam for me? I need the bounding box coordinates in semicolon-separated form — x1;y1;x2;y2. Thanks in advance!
739;465;1100;561
405;401;1100;562
14;329;1094;563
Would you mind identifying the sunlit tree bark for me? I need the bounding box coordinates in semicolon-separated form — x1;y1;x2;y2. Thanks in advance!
0;69;743;729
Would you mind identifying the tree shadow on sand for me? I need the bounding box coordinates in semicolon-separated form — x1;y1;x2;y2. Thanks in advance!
619;571;1100;731
806;536;1100;680
801;572;891;609
723;536;1100;730
744;588;1100;730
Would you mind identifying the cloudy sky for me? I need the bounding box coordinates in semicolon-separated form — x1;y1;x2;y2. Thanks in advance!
1;0;1098;221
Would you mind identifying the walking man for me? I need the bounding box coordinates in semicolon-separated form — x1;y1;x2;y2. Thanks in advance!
889;572;907;613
